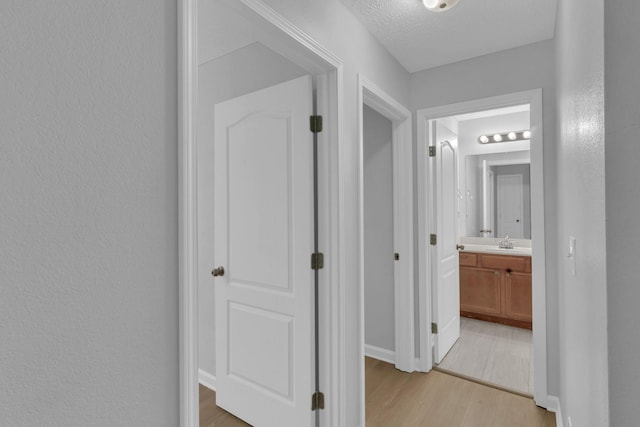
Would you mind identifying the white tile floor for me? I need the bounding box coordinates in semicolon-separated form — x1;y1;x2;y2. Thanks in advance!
437;317;533;395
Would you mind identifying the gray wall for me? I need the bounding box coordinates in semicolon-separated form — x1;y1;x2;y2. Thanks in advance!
197;43;307;376
0;1;178;425
605;2;640;426
363;105;395;352
410;39;559;396
555;0;609;425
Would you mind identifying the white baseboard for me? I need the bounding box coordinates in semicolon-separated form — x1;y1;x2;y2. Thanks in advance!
198;368;217;391
547;395;563;427
364;344;395;365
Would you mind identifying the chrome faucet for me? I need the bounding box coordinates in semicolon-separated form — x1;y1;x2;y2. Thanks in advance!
499;235;514;249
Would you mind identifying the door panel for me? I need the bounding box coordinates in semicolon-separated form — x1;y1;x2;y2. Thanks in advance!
214;75;314;427
434;139;460;364
460;268;502;316
505;272;533;322
497;174;524;238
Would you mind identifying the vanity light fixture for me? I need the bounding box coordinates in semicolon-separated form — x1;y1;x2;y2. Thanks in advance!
422;0;460;12
478;130;531;144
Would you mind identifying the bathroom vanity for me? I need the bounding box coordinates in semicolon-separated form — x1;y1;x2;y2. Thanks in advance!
459;249;532;329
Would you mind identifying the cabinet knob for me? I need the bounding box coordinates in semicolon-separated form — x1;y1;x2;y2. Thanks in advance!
211;266;225;277
495;271;500;277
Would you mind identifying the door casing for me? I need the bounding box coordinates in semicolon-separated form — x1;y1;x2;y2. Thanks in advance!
416;89;550;408
179;1;344;425
356;74;414;426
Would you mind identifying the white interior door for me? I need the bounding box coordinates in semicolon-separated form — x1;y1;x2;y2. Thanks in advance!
497;174;524;238
433;139;460;364
214;76;314;427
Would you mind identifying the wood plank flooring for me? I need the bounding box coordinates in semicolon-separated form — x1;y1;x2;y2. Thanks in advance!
199;356;554;427
365;357;555;427
438;317;534;394
199;385;249;427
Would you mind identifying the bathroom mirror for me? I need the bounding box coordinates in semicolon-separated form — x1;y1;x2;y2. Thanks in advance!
463;150;531;239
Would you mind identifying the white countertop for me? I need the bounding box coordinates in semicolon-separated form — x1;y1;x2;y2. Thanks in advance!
458;243;532;257
458;237;532;256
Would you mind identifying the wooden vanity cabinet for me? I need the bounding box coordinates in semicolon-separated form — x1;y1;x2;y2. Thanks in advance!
459;252;532;329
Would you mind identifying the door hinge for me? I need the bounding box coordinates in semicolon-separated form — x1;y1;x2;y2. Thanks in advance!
311;252;324;270
311;391;325;410
310;115;323;133
431;323;438;334
429;146;436;157
430;234;437;245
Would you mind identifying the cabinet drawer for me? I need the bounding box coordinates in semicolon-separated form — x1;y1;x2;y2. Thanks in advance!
459;252;477;267
479;254;530;272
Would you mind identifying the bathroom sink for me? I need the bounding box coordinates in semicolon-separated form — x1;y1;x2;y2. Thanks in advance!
459;244;531;256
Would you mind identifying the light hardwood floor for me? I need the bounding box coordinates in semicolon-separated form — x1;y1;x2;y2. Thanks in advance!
365;357;555;427
438;317;533;394
200;357;554;427
199;385;249;427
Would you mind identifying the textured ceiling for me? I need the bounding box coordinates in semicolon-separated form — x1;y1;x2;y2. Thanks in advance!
339;0;557;73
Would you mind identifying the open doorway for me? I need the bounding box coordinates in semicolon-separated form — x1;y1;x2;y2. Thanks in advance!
356;75;413;424
185;1;343;425
417;90;549;407
433;105;534;395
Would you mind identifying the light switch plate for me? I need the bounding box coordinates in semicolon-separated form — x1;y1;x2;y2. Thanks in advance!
568;236;576;277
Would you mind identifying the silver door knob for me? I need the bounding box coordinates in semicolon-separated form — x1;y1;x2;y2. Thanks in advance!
211;266;225;277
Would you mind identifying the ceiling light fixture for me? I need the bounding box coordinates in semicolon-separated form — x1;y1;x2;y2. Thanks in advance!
477;130;532;144
422;0;459;12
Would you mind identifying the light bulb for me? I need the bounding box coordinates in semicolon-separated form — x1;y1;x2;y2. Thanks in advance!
508;132;517;140
423;0;459;12
479;135;489;144
493;134;502;142
523;130;531;139
422;0;439;8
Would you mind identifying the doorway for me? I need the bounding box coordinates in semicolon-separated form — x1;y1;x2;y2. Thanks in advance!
356;74;413;424
416;90;550;407
181;0;343;425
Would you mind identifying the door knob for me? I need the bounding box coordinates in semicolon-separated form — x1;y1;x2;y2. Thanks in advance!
456;244;465;250
211;266;225;277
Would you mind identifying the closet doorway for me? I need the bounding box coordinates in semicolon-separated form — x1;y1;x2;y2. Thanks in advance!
356;75;413;423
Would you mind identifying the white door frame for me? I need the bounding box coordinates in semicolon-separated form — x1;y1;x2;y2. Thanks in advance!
178;1;345;425
357;74;414;424
416;89;550;408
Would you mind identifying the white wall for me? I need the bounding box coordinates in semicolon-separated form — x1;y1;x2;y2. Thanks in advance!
257;2;411;425
411;39;559;397
197;43;307;377
604;2;640;426
0;1;178;425
555;0;608;425
363;106;395;353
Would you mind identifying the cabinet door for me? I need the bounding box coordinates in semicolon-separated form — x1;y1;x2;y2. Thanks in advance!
504;272;532;322
460;267;501;316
